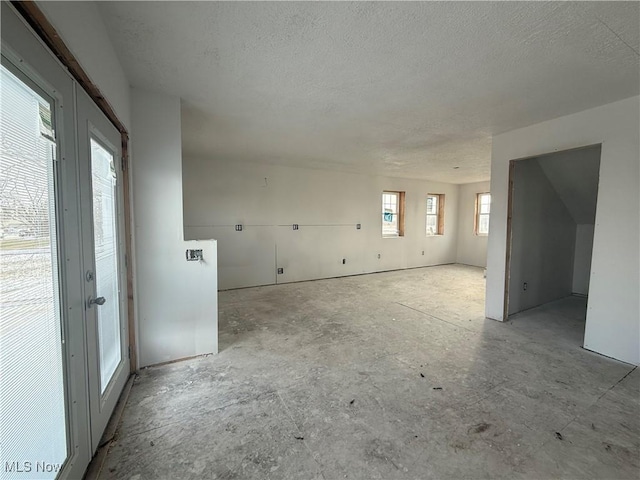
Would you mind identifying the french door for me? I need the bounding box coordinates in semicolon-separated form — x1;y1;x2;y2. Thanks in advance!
0;56;71;480
77;89;129;451
1;4;130;478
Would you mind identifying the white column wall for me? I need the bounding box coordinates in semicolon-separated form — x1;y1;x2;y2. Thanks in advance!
132;89;218;367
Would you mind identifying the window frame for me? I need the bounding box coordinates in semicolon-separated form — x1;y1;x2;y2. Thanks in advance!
426;193;445;236
475;192;491;236
382;191;405;237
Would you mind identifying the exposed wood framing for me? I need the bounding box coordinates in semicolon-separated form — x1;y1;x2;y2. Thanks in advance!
11;1;126;135
12;0;137;371
398;191;406;237
503;160;516;321
473;193;480;235
121;137;137;371
437;194;445;235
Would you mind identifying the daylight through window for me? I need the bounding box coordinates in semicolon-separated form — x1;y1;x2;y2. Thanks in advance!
382;191;404;236
426;194;444;236
476;193;491;235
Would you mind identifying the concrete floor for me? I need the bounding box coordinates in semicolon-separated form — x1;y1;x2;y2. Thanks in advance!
100;265;639;479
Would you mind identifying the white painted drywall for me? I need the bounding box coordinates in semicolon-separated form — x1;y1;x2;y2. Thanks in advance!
507;159;576;315
537;147;600;224
487;96;640;365
36;1;131;129
455;181;490;267
573;224;595;296
132;89;218;367
183;158;459;290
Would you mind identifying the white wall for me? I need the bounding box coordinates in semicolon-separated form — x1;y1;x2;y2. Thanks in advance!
456;181;490;267
537;147;601;224
487;96;640;365
37;1;131;129
132;89;217;367
183;159;459;289
573;224;595;295
508;159;576;315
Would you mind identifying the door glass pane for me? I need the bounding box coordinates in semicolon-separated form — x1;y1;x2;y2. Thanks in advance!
90;139;121;393
0;65;67;477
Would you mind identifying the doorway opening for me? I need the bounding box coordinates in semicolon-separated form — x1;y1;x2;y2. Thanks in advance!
504;144;601;346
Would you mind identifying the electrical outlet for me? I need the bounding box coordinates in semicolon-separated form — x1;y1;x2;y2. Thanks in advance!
377;253;381;259
356;224;361;230
235;224;243;231
342;258;346;264
186;249;203;261
277;268;284;274
422;250;425;255
523;282;528;291
292;224;299;230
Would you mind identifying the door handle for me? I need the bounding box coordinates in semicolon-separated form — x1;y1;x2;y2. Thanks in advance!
89;296;106;307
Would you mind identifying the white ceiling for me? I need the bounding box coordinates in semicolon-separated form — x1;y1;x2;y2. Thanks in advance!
98;1;639;184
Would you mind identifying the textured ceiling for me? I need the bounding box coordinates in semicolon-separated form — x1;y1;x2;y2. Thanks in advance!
98;1;639;184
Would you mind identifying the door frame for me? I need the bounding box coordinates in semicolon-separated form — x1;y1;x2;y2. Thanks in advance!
12;0;137;371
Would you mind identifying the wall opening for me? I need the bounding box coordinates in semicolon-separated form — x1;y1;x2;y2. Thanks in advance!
504;144;601;345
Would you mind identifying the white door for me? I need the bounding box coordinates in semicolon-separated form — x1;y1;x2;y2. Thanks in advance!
0;57;71;480
1;4;131;476
76;89;130;451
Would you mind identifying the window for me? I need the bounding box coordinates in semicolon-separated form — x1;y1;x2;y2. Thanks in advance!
475;193;491;235
382;191;405;236
426;194;444;235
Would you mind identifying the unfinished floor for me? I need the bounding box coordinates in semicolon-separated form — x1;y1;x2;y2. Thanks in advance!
100;264;639;479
